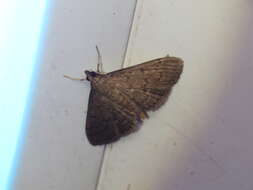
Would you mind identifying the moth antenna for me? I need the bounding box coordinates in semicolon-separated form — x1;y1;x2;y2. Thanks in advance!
63;75;85;81
96;45;103;73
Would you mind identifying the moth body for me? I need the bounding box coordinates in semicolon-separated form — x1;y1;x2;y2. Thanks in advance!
84;56;183;145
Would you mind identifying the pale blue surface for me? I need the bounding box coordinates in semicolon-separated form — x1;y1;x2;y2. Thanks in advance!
0;1;49;189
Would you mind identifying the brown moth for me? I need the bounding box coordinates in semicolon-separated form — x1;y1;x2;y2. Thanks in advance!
65;47;183;145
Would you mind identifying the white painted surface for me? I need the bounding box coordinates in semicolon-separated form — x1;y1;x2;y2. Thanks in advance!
98;1;253;190
12;1;136;190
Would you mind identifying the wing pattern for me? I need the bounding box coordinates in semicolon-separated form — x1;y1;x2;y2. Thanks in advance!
107;57;183;111
86;89;145;145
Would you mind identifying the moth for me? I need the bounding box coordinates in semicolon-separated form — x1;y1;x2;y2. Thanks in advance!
64;47;183;145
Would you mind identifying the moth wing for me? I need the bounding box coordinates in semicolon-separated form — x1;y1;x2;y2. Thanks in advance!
107;56;183;111
85;89;142;145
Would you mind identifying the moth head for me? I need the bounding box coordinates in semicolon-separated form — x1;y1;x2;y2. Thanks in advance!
84;70;98;81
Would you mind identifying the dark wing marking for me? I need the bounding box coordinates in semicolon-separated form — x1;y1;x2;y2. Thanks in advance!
105;57;183;111
85;89;145;145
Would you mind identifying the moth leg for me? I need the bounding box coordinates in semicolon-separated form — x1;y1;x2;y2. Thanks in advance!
63;75;85;81
96;45;104;73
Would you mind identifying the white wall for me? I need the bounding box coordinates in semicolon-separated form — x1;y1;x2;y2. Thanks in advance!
13;1;253;190
12;1;136;190
98;1;253;190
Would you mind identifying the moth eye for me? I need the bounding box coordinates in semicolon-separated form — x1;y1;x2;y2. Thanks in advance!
85;71;97;79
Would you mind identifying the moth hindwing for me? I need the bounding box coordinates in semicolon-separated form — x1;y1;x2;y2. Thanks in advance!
85;56;183;145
